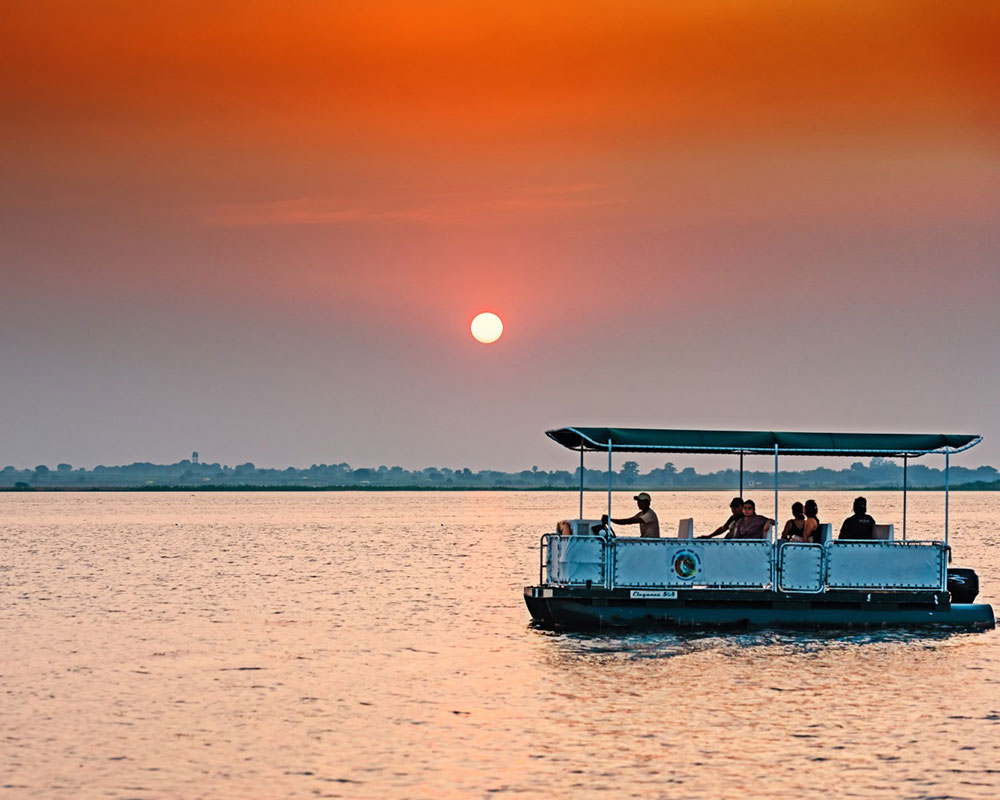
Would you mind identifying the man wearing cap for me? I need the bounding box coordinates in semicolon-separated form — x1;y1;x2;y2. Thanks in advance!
602;492;660;538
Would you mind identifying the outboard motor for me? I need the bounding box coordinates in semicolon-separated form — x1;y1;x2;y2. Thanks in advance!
947;568;980;604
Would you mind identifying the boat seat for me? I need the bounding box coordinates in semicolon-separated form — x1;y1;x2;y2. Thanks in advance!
564;519;603;536
815;523;833;544
676;518;694;539
873;523;894;541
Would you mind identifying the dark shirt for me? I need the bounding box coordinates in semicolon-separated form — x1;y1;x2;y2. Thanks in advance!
719;512;742;539
839;513;876;540
781;519;805;540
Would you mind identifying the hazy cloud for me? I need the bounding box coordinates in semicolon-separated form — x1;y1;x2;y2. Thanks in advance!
197;183;620;228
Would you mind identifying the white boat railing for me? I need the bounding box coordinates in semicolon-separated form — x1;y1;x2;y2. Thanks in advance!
778;543;825;593
614;538;772;589
540;533;609;587
825;540;947;591
540;535;948;593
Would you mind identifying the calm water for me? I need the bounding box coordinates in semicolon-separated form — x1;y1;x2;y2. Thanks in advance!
1;491;998;799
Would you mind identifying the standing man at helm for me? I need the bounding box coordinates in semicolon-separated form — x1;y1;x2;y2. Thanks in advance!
602;492;661;538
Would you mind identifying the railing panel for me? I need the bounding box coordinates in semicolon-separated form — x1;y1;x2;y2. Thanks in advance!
545;535;605;586
825;541;946;590
613;539;771;589
540;537;948;593
779;544;824;592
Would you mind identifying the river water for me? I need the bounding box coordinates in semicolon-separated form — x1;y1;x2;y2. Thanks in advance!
1;491;998;799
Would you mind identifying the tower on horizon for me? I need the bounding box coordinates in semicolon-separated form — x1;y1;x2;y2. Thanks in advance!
192;451;199;464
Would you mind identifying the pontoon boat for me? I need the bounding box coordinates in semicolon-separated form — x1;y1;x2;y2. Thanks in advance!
524;428;994;631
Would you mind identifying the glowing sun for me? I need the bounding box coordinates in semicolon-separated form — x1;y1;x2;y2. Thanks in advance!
470;312;503;344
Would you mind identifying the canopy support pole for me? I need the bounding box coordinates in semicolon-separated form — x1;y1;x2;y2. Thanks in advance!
579;446;584;519
902;455;908;541
945;449;950;545
607;440;613;523
739;452;744;498
773;445;779;542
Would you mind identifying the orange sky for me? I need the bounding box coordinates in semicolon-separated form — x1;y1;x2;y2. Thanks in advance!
4;1;998;148
1;1;998;469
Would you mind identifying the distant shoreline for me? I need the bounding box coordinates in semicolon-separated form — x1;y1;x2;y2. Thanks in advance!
4;484;999;493
7;458;995;492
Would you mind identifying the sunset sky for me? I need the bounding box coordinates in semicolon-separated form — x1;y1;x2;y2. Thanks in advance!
1;1;998;471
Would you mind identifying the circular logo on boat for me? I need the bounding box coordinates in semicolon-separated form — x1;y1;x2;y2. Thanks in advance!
673;549;700;580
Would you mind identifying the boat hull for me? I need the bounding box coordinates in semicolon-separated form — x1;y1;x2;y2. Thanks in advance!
524;586;996;632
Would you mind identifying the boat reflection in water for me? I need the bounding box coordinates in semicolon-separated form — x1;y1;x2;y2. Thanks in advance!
525;427;995;632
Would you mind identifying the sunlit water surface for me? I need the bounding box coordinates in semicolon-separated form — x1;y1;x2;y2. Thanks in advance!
1;491;998;799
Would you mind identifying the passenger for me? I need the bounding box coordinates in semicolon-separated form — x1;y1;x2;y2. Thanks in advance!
601;492;660;538
838;496;877;540
780;502;806;541
556;520;573;537
802;499;820;543
700;497;744;539
731;499;775;539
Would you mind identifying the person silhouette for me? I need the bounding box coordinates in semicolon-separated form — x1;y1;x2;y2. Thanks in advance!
602;492;660;538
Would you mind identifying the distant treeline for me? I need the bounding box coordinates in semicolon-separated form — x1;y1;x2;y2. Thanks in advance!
3;457;999;491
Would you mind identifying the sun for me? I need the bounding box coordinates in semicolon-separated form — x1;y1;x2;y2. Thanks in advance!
470;312;503;344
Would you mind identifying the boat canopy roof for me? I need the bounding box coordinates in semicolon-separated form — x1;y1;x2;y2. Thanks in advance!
546;427;981;457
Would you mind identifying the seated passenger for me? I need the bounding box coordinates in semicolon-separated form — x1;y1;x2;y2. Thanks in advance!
838;496;876;540
556;520;573;537
731;499;775;539
802;499;820;543
780;502;806;541
601;492;660;538
700;497;743;539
